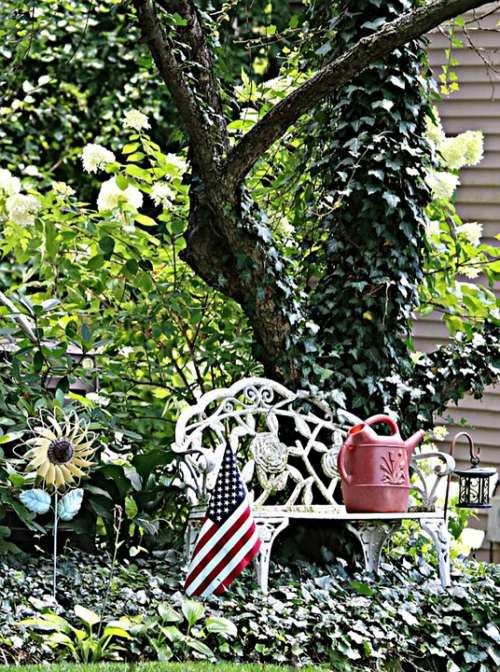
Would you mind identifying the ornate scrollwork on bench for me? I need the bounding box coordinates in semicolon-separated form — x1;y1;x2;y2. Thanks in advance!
172;377;353;507
412;451;456;510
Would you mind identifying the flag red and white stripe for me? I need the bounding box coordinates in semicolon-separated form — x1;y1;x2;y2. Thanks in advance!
184;445;261;597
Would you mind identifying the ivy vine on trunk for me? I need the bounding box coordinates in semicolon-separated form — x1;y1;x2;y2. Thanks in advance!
132;0;499;430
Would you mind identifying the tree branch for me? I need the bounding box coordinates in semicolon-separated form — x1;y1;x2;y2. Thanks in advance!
133;0;228;182
225;0;499;185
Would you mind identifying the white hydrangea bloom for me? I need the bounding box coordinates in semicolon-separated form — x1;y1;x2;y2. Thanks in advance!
5;193;41;226
150;182;174;208
461;130;484;166
425;113;445;148
52;181;75;197
439;136;466;170
97;177;143;212
124;109;150;132
86;392;110;407
409;350;424;365
462;266;480;279
81;144;116;173
0;168;21;196
457;222;482;246
426;170;459;201
165;153;187;175
438;130;484;170
425;219;441;238
432;426;448;441
23;165;40;177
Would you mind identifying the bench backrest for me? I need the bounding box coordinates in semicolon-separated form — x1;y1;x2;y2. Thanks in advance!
173;377;452;512
172;377;361;506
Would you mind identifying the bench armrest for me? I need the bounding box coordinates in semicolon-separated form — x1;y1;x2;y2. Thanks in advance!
412;451;456;512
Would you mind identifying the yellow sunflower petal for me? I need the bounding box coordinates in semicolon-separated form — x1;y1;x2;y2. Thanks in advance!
67;416;81;440
37;460;51;479
74;449;96;460
73;457;94;466
26;436;52;447
25;445;48;461
46;415;63;437
54;466;66;487
27;453;49;469
73;439;94;451
44;464;56;486
59;464;75;484
66;464;88;479
34;427;57;442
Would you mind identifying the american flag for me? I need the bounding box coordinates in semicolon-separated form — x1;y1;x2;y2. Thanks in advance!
184;444;261;597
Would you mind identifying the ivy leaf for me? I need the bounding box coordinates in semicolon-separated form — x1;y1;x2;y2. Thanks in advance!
19;489;51;515
382;192;400;209
58;488;84;521
372;99;394;112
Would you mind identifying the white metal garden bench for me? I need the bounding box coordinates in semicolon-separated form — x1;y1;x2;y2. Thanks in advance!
173;377;455;593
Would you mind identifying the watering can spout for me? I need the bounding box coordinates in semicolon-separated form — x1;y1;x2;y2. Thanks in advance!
404;429;426;460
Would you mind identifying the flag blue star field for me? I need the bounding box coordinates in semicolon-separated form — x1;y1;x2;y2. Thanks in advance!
184;445;261;597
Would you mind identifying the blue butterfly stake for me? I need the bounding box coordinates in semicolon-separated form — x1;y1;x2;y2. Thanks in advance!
20;487;85;598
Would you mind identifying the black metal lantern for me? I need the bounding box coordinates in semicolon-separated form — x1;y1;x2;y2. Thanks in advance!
449;432;496;509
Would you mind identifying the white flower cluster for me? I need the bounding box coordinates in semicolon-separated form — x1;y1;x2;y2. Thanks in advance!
97;177;143;212
150;182;174;208
462;266;480;279
82;143;116;173
124;109;150;132
457;221;482;247
426;170;459;201
0;168;21;196
165;153;187;176
5;193;41;226
425;109;484;170
440;131;484;170
432;425;448;441
52;181;75;197
0;167;41;226
425;219;441;238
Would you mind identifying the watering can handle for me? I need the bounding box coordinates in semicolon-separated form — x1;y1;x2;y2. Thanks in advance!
364;414;400;436
337;443;353;485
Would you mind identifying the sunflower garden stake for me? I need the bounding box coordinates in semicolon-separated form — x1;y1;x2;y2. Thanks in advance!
18;409;95;599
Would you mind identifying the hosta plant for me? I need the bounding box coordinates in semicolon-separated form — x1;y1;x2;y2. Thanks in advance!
18;605;133;663
130;599;238;662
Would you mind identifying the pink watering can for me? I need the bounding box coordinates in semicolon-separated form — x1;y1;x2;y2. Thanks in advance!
337;415;425;513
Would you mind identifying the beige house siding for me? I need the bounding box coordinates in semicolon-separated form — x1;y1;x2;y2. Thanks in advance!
417;6;500;562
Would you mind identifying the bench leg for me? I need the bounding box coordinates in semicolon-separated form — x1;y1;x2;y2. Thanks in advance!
184;518;203;564
254;519;289;594
421;519;451;588
347;523;399;574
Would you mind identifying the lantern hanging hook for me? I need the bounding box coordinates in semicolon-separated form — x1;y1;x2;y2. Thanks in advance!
450;431;480;467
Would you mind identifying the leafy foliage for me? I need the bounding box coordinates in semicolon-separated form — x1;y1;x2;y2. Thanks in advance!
0;124;255;547
3;548;499;670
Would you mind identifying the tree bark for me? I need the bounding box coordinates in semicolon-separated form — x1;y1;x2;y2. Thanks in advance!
133;0;500;399
225;0;498;184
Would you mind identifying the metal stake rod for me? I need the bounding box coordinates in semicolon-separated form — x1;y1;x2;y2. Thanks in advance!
53;492;58;600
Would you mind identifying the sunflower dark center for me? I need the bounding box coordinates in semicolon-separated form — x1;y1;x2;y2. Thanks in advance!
47;437;74;464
